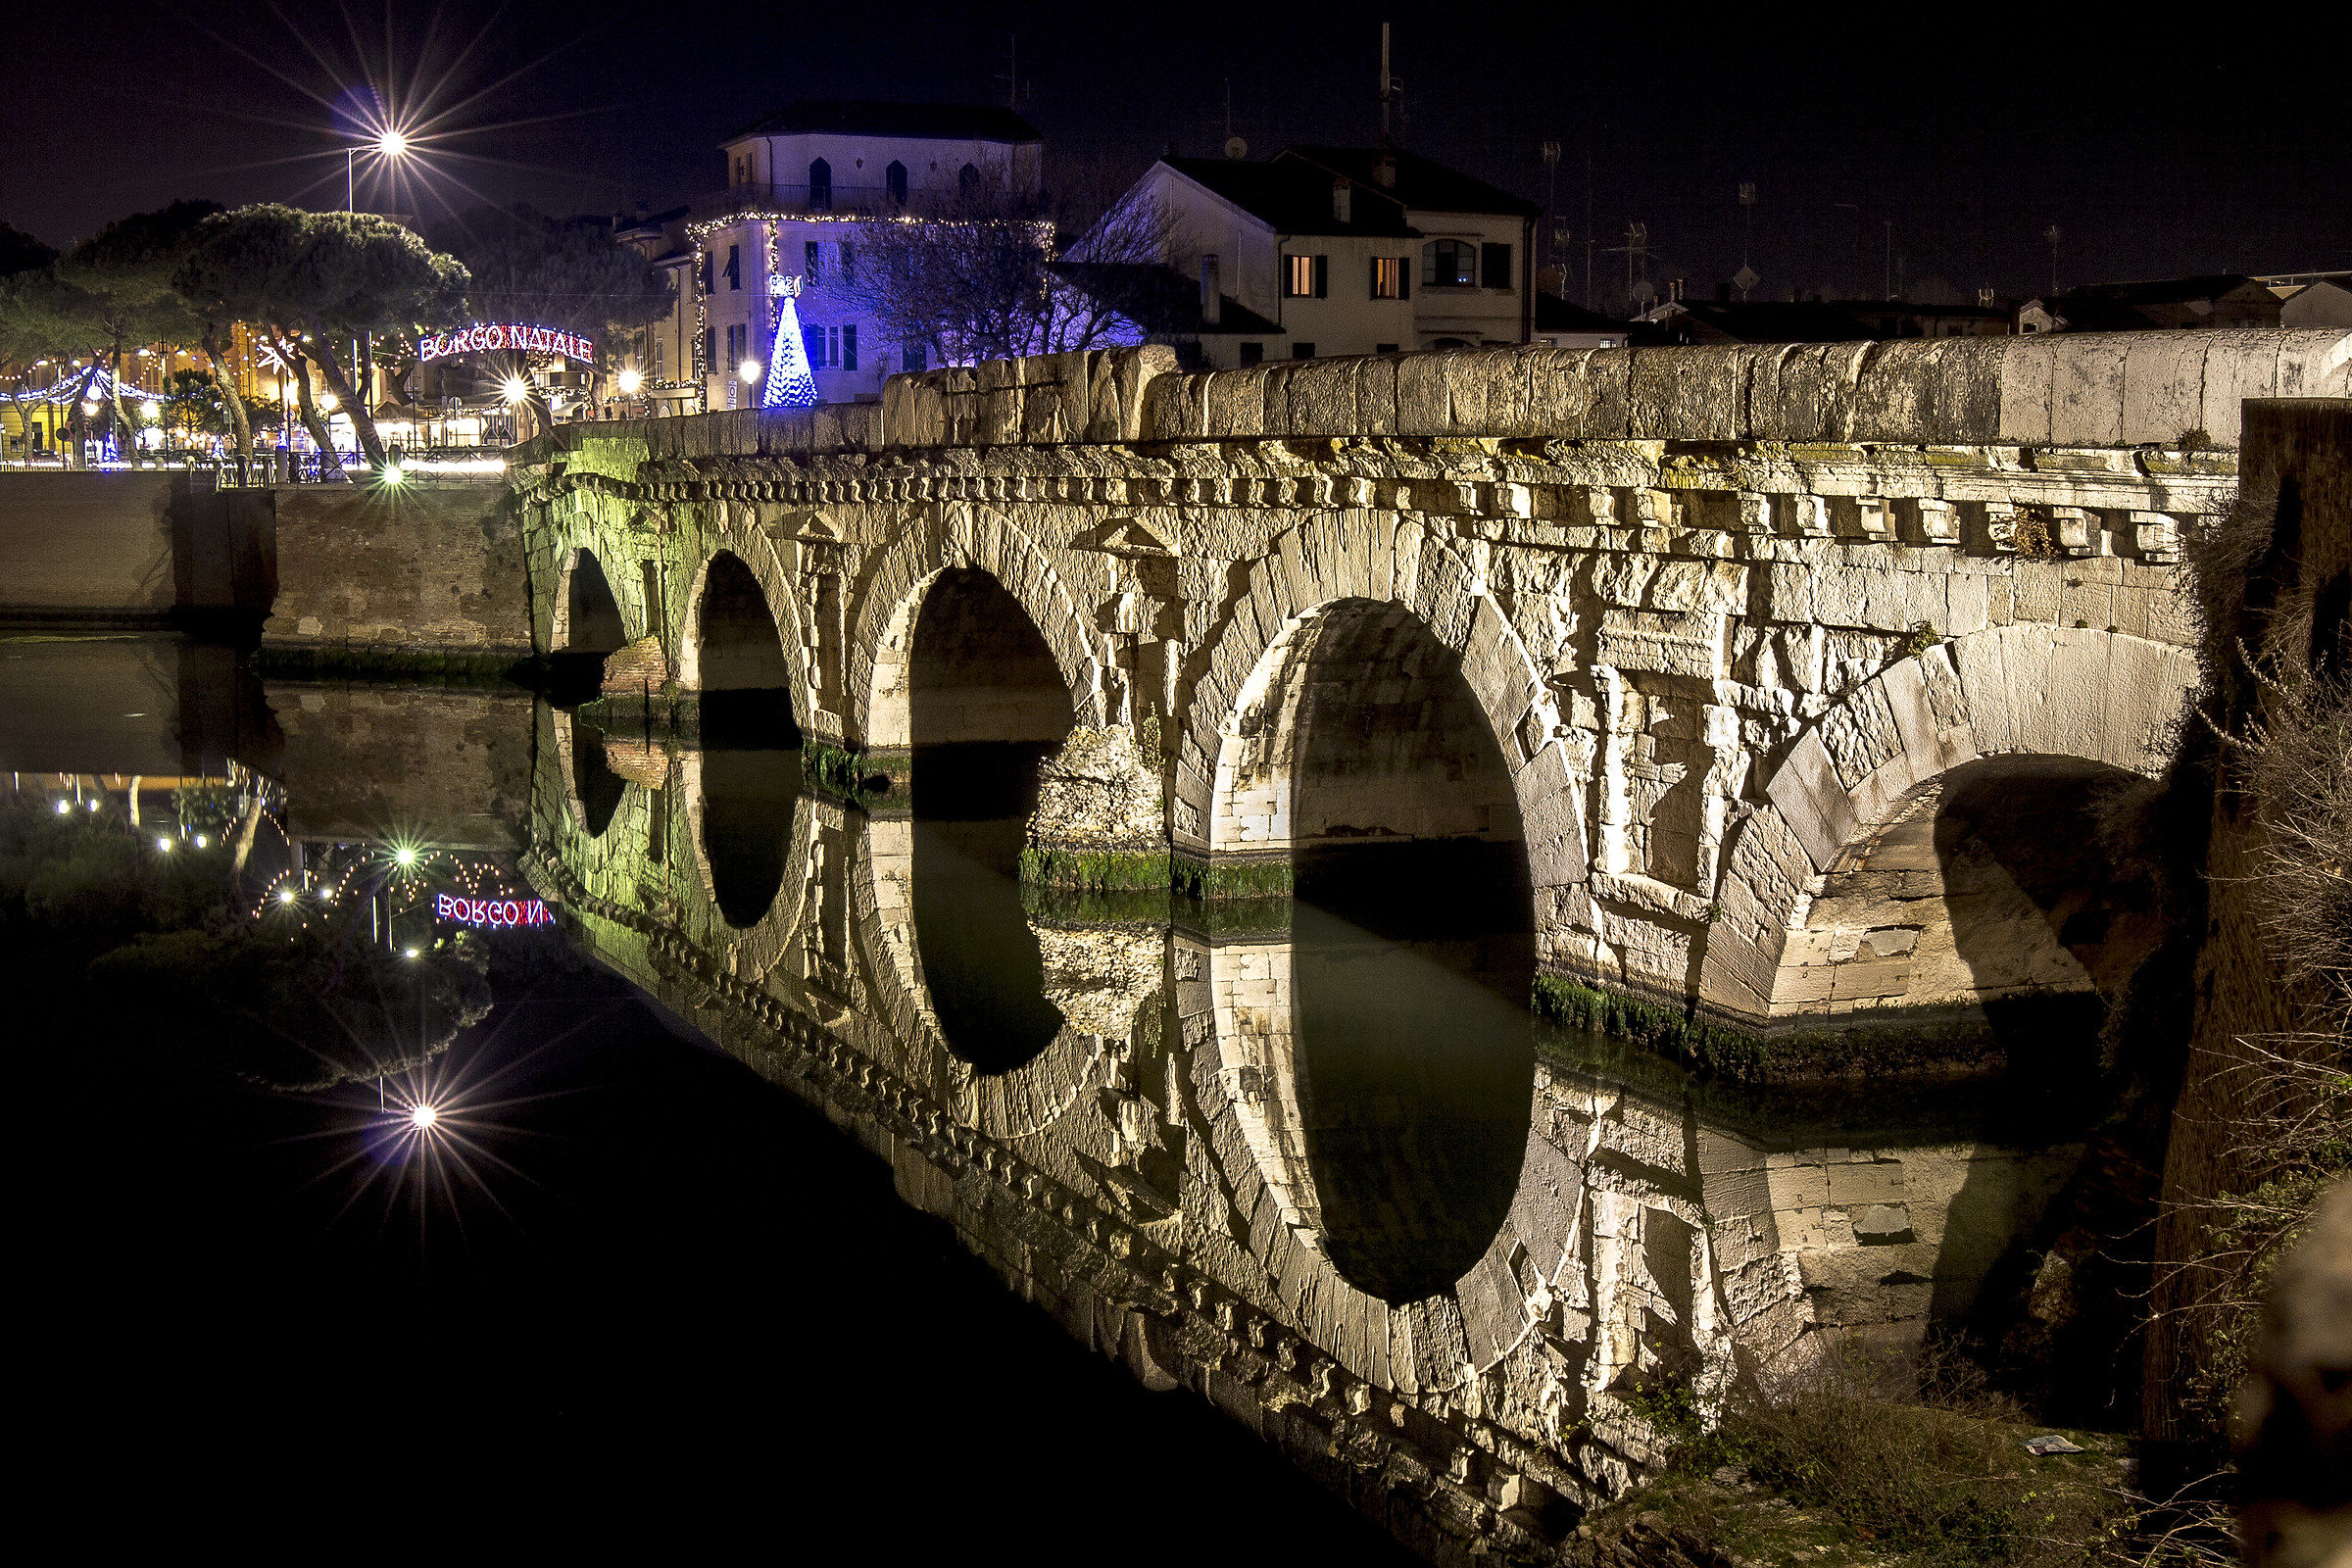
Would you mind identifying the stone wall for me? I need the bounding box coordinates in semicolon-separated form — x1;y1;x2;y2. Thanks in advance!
263;480;528;656
265;682;535;849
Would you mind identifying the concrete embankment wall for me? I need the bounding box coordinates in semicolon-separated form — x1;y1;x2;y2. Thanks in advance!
0;470;273;625
0;472;524;658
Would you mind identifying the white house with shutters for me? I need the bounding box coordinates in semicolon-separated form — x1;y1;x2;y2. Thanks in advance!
1082;146;1539;369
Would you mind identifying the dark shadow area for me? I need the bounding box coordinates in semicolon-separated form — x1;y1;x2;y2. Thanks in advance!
906;570;1077;1074
568;719;626;837
696;551;801;749
14;869;1416;1561
1935;757;2163;1078
699;748;795;929
1279;604;1536;1304
565;551;628;655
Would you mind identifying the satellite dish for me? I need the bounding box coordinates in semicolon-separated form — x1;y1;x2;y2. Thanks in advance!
1631;279;1658;308
1224;136;1249;161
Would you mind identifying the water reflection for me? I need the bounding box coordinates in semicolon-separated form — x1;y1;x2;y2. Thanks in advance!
908;743;1065;1073
699;748;795;928
1290;899;1535;1303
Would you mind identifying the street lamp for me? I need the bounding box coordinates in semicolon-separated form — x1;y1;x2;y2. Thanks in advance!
345;128;413;434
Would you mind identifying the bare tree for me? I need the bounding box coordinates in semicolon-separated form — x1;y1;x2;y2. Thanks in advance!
828;167;1176;369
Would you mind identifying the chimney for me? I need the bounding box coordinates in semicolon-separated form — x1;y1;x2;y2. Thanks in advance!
1332;178;1352;224
1200;254;1222;325
1372;154;1396;188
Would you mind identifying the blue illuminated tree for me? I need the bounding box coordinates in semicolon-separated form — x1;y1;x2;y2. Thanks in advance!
762;279;817;410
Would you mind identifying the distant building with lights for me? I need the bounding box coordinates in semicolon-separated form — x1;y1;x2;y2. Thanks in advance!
1071;146;1539;369
621;100;1045;412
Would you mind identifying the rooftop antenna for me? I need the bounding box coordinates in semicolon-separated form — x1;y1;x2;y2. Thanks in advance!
1542;140;1563;288
1606;221;1654;315
1378;23;1404;147
2042;224;2061;294
997;32;1022;111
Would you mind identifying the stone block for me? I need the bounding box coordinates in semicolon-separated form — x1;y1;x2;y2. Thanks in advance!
1764;728;1861;872
1395;351;1451;437
1646;559;1747;613
1627;347;1744;440
2048;336;2128;446
1595;607;1729;678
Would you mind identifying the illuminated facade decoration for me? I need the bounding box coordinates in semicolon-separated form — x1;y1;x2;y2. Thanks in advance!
418;322;597;366
762;274;818;410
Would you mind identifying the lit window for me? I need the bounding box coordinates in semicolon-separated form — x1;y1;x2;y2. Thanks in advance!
1286;254;1316;298
1371;257;1407;299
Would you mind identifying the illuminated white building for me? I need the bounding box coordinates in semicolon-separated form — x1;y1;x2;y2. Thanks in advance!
648;100;1045;411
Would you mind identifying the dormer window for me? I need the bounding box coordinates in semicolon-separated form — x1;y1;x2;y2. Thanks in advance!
886;161;907;206
808;158;832;212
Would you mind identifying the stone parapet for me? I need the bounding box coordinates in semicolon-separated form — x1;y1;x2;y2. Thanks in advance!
516;332;2350;469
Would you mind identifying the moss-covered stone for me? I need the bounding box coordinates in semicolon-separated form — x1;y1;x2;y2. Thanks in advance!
1172;855;1295;900
253;645;525;686
1019;845;1171;892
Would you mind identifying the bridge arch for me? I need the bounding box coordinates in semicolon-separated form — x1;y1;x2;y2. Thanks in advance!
1180;514;1579;896
555;547;628;656
1698;624;2200;1029
680;548;804;737
850;507;1101;753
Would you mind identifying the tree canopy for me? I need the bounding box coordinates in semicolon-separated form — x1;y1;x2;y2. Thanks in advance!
431;206;672;344
173;205;468;471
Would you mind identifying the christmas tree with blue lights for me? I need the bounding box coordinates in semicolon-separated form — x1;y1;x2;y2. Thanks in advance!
762;279;818;411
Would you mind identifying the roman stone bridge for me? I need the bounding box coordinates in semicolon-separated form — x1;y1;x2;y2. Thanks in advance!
510;330;2349;1054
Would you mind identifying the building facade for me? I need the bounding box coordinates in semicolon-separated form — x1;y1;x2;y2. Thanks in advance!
1100;147;1538;369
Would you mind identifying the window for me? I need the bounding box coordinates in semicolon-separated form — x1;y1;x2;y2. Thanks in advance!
1371;256;1408;299
903;342;926;371
957;162;981;203
704;325;716;375
699;252;712;294
724;244;741;291
1422;238;1476;287
1375;343;1398;355
725;323;748;371
1291;343;1315;360
1284;254;1329;298
1238;342;1263;367
808;158;832;211
842;324;858;371
839;241;856;283
805;240;821;282
1480;242;1511;289
885;161;908;206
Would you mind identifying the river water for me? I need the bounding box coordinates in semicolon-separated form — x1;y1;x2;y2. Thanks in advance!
6;634;2115;1553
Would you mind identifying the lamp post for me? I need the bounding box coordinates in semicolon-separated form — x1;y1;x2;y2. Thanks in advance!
344;130;412;446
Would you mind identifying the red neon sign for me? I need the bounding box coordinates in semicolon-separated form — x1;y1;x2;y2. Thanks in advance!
434;893;555;929
417;322;597;367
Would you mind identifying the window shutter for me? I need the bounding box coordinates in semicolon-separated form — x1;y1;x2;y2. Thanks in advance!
1481;242;1511;289
1314;255;1329;299
1369;257;1381;298
843;325;858;371
1399;260;1409;301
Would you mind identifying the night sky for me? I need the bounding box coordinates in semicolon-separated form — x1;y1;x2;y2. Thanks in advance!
7;2;2348;310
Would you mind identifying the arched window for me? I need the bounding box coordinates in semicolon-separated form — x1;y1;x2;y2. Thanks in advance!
808;158;832;212
957;162;981;204
885;160;908;206
1421;238;1476;288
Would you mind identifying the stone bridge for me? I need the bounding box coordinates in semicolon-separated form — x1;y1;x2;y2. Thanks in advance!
511;330;2351;1054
